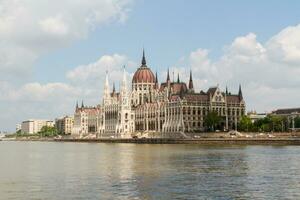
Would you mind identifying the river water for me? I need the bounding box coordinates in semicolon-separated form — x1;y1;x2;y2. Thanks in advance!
0;142;300;199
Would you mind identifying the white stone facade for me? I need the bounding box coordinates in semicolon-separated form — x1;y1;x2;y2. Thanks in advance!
71;51;246;138
21;119;54;134
55;116;74;134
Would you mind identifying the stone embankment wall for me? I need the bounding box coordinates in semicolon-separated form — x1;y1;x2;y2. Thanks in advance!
55;137;300;145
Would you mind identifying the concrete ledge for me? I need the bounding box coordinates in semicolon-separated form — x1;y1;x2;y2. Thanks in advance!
53;138;300;145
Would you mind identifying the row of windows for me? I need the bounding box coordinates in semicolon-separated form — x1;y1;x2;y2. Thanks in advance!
135;108;244;118
133;84;155;91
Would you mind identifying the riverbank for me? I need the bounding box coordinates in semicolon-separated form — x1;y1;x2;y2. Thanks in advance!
4;131;300;145
56;137;300;145
5;137;300;145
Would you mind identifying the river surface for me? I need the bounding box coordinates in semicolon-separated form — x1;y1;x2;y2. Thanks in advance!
1;142;300;199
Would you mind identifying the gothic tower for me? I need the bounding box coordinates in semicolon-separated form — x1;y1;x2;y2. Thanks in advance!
131;49;156;106
117;66;134;137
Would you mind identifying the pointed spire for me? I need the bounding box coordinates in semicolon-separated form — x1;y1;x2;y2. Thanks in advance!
177;73;180;83
104;70;110;100
166;68;170;82
141;48;146;66
76;101;79;109
226;86;228;95
123;65;127;84
188;70;194;90
172;70;175;82
155;71;159;89
112;82;116;93
105;71;109;88
81;100;84;108
238;84;243;100
121;65;128;94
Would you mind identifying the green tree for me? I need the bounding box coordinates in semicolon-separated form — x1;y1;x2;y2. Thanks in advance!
38;126;58;137
254;117;270;132
238;115;253;132
204;111;222;132
269;115;285;132
253;115;287;132
16;130;22;136
294;117;300;128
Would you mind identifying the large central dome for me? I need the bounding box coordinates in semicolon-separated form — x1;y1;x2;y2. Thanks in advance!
132;50;155;84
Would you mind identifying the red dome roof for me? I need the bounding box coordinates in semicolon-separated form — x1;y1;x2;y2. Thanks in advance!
132;50;155;83
132;66;155;83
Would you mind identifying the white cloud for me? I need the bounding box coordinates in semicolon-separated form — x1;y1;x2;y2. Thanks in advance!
0;80;112;131
79;38;300;114
172;25;300;113
0;53;136;131
266;24;300;65
2;20;300;131
227;33;266;58
0;0;133;76
67;54;135;82
39;15;69;36
66;53;136;98
0;0;134;131
0;82;80;131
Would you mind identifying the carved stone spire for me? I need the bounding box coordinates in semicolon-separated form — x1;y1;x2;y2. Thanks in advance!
103;71;111;104
121;65;128;95
141;49;146;66
177;73;180;83
188;70;194;91
166;68;170;82
112;82;116;93
155;71;159;89
238;84;243;100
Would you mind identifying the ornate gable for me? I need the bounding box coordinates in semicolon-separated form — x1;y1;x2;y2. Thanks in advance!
210;87;225;103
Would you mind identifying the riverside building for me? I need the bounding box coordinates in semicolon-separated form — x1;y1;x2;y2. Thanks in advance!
72;50;246;138
272;108;300;130
55;116;74;135
21;119;54;134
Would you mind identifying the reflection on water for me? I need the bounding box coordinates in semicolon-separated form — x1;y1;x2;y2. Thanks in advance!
1;142;300;199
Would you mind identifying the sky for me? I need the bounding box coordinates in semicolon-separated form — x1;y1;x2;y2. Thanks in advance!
1;0;300;132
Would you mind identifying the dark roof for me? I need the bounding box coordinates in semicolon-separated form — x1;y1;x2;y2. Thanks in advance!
76;107;100;115
199;90;206;95
207;87;217;95
273;108;300;115
183;94;209;101
159;82;188;94
159;83;167;91
171;82;187;94
226;95;241;103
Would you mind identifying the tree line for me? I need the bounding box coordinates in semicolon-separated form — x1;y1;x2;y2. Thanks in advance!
238;115;300;132
204;111;300;132
14;126;59;137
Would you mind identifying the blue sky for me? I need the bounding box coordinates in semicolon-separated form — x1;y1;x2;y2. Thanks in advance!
1;0;300;132
35;0;300;83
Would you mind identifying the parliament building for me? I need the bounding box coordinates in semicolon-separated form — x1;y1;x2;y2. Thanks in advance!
72;51;246;138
